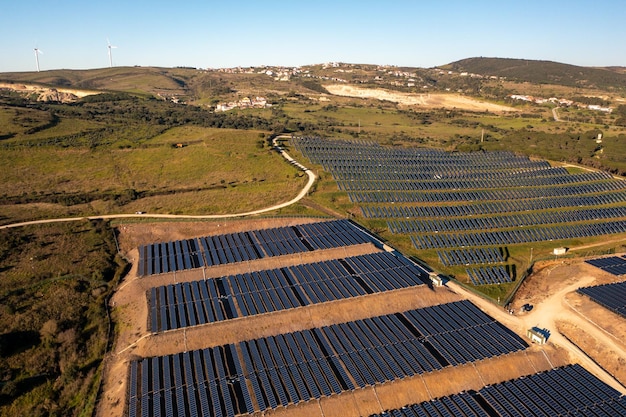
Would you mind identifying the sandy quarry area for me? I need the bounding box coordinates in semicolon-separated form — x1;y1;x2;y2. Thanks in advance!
97;219;626;417
0;82;98;101
324;84;519;113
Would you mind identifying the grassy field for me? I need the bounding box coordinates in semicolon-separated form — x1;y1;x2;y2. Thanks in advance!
0;220;126;417
0;126;307;223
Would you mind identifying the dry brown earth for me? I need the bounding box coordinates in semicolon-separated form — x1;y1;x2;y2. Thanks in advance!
324;84;519;112
0;82;98;101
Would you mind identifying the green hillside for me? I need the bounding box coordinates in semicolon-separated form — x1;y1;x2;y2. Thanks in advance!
442;57;626;90
0;67;187;96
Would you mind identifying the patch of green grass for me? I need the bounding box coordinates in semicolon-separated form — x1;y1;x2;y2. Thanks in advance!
0;127;306;222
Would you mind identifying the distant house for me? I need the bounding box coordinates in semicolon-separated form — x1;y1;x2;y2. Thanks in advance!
588;104;612;113
215;96;270;112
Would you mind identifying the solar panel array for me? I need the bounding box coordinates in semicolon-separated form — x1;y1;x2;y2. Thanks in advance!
372;392;489;417
410;221;626;249
361;192;626;218
127;345;252;417
347;181;626;204
438;247;505;266
399;300;526;367
138;239;205;276
293;136;626;287
578;281;626;319
149;251;429;332
130;300;528;416
137;220;374;276
371;364;626;417
585;256;626;276
338;170;612;192
467;266;512;286
388;207;626;233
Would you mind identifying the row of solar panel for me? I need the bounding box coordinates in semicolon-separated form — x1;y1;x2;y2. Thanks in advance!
585;256;626;276
323;312;525;374
296;219;374;248
199;231;266;264
347;180;626;204
138;239;204;276
360;191;626;219
149;251;428;332
411;220;626;249
128;345;251;417
149;279;237;332
324;160;550;176
137;219;373;276
375;392;488;417
131;300;528;416
325;159;549;176
334;165;568;181
344;248;414;270
438;247;505;266
400;301;527;367
319;319;445;385
481;363;624;417
388;206;626;234
293;137;553;169
467;266;513;286
337;171;609;192
296;140;537;161
240;331;351;409
578;281;626;319
372;364;625;417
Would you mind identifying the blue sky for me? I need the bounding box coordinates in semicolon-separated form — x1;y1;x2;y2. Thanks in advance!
1;0;625;72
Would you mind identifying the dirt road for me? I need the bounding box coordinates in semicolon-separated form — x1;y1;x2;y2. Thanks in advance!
447;270;626;395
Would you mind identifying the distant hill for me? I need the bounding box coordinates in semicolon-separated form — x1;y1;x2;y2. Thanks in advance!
0;66;189;97
0;66;321;103
3;59;626;103
441;57;626;90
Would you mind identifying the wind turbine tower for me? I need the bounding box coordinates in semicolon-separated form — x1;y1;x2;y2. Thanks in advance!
34;47;43;72
107;39;117;68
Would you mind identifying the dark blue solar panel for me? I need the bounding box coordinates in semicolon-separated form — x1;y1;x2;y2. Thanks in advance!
578;281;626;319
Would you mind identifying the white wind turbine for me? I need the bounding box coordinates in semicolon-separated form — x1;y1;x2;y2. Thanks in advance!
34;47;43;72
107;38;117;68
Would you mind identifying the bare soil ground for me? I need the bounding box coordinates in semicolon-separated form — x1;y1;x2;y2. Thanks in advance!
324;84;518;113
0;82;98;100
98;220;626;417
510;256;626;390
